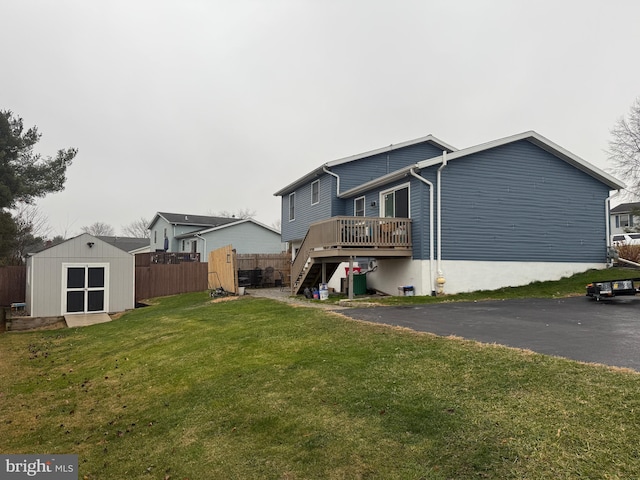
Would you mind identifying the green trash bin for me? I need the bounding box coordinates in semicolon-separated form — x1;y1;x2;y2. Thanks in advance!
352;273;367;295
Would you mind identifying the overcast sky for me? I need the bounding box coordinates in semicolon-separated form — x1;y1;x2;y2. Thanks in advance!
3;0;639;237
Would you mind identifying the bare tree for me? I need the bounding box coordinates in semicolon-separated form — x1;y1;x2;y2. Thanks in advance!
608;97;640;195
121;217;149;238
9;204;52;264
272;219;281;231
82;222;115;236
212;208;256;219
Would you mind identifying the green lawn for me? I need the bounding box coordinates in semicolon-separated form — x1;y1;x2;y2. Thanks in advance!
1;271;640;479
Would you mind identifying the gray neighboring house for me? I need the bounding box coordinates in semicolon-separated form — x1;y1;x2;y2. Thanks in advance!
25;233;135;318
147;212;285;260
610;202;640;235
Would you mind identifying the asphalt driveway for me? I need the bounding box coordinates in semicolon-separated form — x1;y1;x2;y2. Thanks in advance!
340;296;640;371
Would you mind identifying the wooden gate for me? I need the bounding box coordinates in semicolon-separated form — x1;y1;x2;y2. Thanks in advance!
208;245;238;293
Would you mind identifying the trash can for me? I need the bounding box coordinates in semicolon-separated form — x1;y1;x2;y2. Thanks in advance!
398;286;414;296
319;283;329;300
352;273;367;295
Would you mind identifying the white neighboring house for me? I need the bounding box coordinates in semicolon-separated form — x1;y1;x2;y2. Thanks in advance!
610;202;640;235
25;233;135;318
147;212;285;260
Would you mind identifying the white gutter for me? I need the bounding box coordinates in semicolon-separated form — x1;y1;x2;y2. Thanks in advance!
195;234;207;260
410;168;436;296
322;166;341;196
605;190;621;262
437;151;448;277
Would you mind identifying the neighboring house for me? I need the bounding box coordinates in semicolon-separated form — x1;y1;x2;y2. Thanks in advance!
610;202;640;235
25;233;135;317
275;131;625;296
147;212;285;260
97;236;150;254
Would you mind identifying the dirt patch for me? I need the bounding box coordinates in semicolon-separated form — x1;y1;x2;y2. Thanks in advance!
210;296;240;304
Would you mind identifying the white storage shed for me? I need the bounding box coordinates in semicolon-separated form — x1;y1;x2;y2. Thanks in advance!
25;233;135;318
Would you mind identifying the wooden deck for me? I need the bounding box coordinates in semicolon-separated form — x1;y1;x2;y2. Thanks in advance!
291;217;412;293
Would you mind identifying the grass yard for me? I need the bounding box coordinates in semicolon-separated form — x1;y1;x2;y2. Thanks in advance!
1;272;640;479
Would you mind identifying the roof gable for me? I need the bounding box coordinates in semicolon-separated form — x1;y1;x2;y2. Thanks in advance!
273;134;456;196
29;233;132;258
148;212;238;229
341;131;625;198
175;218;280;239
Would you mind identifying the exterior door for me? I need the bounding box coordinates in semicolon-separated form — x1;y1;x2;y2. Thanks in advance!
63;264;108;314
381;185;409;218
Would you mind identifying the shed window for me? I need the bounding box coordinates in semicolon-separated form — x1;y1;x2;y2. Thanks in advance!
289;192;295;221
311;180;319;205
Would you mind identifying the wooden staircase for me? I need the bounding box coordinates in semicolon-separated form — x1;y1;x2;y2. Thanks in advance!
290;216;413;294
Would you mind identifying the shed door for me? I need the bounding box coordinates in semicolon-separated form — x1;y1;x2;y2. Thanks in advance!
64;264;108;314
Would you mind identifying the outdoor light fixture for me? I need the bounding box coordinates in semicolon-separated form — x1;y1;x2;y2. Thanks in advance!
87;242;94;248
370;201;377;207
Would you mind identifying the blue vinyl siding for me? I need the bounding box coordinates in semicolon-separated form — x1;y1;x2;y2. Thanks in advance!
332;142;443;192
281;174;334;242
438;140;610;262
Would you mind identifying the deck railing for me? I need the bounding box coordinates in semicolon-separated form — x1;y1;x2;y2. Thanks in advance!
291;217;412;291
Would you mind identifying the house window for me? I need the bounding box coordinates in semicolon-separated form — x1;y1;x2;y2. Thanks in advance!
163;227;167;238
182;240;185;251
617;214;632;229
380;185;409;218
355;196;365;217
154;230;157;244
311;180;319;205
289;192;295;221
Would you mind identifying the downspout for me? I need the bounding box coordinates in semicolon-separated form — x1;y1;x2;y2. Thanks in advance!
436;151;448;293
605;190;620;265
322;166;341;196
410;168;436;296
195;234;206;261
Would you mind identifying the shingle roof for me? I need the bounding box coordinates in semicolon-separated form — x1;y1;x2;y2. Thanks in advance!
97;236;150;253
610;202;640;214
150;212;238;229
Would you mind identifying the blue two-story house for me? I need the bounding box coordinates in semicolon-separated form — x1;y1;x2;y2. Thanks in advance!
274;131;625;296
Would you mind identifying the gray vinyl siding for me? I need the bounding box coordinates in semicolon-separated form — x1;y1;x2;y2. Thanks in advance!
200;223;285;255
439;140;611;262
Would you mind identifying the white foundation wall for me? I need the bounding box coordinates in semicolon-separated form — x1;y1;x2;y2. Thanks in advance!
437;260;607;294
365;258;427;296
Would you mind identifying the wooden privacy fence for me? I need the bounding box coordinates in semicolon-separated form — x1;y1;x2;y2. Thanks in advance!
135;254;208;301
208;247;291;293
0;266;26;306
208;245;238;293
